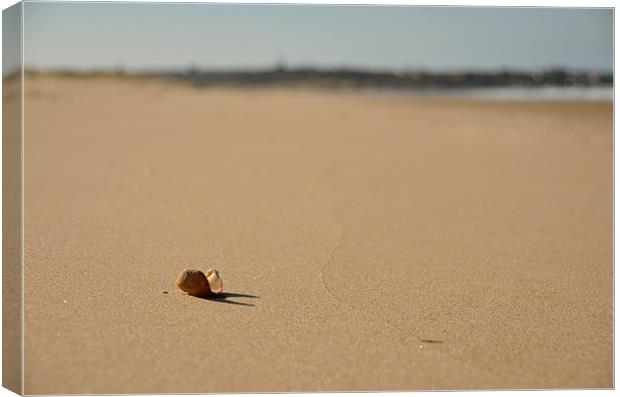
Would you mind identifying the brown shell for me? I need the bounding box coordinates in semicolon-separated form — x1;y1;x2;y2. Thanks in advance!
176;269;212;297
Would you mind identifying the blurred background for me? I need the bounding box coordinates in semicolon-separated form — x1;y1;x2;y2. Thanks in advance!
18;3;614;100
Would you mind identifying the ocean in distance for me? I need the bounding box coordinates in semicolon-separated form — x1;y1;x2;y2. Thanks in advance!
375;86;613;102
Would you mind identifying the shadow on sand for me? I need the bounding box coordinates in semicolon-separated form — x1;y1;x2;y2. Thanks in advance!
198;292;259;307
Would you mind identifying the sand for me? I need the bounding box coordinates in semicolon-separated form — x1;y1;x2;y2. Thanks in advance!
3;74;23;394
19;75;612;393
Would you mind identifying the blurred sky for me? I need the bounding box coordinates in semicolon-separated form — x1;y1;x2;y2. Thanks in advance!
2;2;21;76
21;3;613;73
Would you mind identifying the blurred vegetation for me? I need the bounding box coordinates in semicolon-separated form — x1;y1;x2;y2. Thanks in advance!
19;67;613;89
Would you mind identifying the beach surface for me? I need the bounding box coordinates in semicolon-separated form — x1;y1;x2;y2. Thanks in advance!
21;75;613;393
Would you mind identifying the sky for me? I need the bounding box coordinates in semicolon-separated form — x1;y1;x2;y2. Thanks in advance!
16;2;615;73
2;2;21;76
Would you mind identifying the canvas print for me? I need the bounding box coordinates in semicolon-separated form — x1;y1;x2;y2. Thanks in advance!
2;2;614;394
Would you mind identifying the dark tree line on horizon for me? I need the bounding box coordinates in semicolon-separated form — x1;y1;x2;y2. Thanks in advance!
22;67;613;89
156;67;613;89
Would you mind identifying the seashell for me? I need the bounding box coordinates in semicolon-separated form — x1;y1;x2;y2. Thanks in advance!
175;269;223;297
176;269;211;297
206;269;223;294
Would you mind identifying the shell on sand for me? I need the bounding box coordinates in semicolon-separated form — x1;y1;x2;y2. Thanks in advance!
206;269;223;294
175;269;223;297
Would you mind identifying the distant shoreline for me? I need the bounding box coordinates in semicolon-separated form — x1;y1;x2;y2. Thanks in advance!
14;67;613;90
367;86;613;102
13;68;613;102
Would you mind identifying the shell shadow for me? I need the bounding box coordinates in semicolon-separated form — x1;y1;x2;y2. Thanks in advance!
199;292;259;307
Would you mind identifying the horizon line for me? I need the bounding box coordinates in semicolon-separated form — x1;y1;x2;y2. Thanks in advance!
17;65;615;76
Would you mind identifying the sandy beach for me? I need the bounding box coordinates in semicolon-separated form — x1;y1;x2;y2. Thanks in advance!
20;75;612;393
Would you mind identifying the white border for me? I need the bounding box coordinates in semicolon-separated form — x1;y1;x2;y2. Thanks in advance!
10;0;620;6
